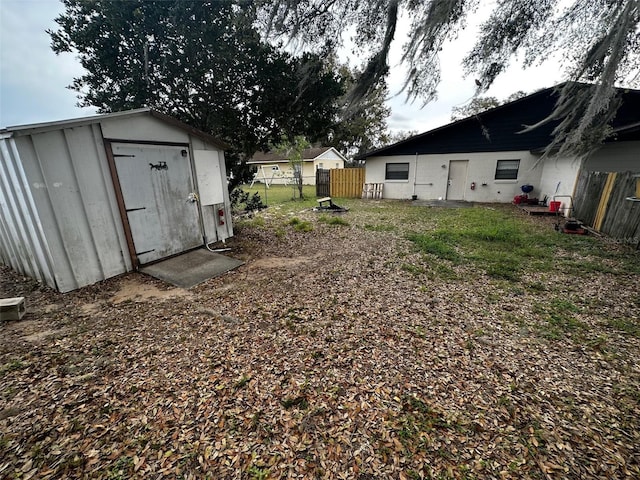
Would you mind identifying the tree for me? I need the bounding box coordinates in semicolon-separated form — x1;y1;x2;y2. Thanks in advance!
324;65;391;159
270;135;311;200
450;91;527;120
48;1;346;185
451;96;500;121
384;130;419;146
256;0;640;157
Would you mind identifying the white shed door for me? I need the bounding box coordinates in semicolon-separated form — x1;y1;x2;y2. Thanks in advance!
113;143;202;265
446;160;469;200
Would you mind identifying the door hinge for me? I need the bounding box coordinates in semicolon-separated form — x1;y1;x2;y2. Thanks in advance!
135;249;155;256
126;207;147;212
113;154;135;157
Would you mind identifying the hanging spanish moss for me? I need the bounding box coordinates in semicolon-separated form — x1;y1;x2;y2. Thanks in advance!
257;0;640;157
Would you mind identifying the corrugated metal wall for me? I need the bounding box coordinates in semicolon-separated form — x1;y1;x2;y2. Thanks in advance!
2;124;132;292
0;135;57;288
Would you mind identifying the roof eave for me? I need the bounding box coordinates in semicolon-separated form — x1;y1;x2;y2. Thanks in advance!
1;108;229;151
3;108;152;136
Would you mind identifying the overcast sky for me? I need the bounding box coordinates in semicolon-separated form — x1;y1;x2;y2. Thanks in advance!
1;0;564;134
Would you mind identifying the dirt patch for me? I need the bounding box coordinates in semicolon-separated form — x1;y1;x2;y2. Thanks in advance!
249;256;314;269
22;328;67;342
2;319;67;342
109;277;192;304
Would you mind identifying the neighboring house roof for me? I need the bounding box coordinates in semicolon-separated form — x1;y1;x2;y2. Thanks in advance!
0;108;229;150
248;146;346;164
359;83;640;159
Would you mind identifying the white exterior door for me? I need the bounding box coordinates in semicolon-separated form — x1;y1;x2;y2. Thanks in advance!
113;143;202;265
446;160;469;200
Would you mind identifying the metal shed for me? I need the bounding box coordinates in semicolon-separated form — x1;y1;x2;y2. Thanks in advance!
0;108;233;292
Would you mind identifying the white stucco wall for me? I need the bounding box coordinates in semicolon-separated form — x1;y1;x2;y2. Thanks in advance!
583;141;640;172
538;156;581;214
365;151;544;202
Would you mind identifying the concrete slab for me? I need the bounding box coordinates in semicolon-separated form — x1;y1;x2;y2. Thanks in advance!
412;200;473;208
140;249;244;289
519;205;560;216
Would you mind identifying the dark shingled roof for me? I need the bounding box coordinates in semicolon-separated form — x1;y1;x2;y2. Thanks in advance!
360;83;640;159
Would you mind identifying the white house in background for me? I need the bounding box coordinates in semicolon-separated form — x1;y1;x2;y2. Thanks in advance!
247;146;347;185
361;83;640;213
0;108;233;292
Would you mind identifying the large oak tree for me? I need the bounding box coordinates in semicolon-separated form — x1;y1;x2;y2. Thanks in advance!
49;0;389;182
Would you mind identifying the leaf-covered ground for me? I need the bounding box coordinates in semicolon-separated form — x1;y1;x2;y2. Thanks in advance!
1;201;639;479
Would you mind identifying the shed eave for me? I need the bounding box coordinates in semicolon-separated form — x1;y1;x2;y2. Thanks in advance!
2;109;229;151
3;108;152;136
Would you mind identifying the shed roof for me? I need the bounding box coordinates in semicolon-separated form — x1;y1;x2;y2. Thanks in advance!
1;108;229;150
360;83;640;159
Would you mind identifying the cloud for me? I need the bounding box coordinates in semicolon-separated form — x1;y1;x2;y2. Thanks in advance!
0;0;97;126
0;0;563;133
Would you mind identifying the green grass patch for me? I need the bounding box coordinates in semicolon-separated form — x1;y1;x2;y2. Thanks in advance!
247;465;270;480
288;217;313;232
606;318;640;337
318;214;349;226
239;183;318;210
407;233;460;262
405;207;556;280
401;263;425;276
534;298;586;339
392;395;462;449
0;359;25;377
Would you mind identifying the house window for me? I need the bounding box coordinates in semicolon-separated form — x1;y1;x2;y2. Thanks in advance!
317;163;323;170
335;163;339;168
385;163;410;180
495;160;520;180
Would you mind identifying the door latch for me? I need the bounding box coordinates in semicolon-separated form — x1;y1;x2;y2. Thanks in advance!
150;161;168;171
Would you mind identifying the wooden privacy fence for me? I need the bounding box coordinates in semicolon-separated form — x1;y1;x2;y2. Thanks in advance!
573;170;640;245
316;168;365;198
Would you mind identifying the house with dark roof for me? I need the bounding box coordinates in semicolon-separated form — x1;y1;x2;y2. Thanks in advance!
361;85;640;220
248;146;347;185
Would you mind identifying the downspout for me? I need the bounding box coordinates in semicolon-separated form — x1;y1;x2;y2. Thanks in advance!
412;153;418;199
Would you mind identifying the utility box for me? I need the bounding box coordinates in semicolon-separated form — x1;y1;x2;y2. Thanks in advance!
0;297;26;321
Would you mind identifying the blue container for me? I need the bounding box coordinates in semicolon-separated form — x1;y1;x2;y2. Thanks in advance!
521;184;534;194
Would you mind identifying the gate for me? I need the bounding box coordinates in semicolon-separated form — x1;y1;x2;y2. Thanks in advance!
316;168;330;197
